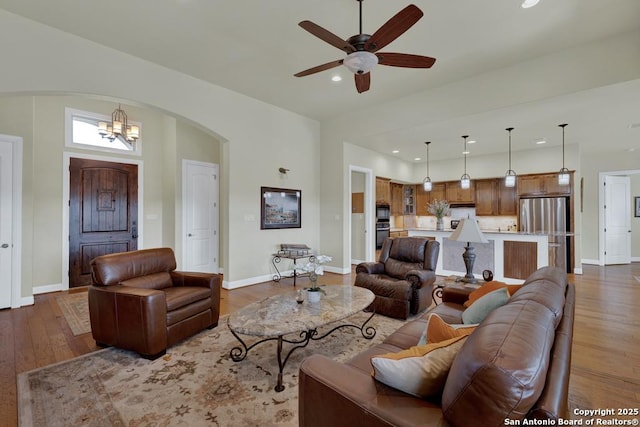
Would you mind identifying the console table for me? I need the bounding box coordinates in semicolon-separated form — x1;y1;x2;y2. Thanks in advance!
271;244;314;286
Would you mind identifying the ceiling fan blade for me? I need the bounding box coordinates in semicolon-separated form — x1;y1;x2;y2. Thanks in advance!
299;20;355;53
354;73;371;93
377;52;436;68
364;4;423;52
294;59;344;77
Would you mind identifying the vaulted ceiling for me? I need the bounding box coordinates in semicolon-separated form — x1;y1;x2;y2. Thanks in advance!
1;0;639;163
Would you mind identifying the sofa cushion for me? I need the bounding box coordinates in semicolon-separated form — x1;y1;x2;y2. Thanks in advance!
164;286;212;311
463;281;522;308
371;335;468;398
417;313;477;346
509;267;567;328
442;300;557;427
462;287;510;324
120;272;173;290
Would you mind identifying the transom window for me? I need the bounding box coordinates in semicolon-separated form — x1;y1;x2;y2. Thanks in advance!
65;107;142;156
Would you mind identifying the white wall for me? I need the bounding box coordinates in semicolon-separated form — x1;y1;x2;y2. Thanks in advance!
0;10;321;297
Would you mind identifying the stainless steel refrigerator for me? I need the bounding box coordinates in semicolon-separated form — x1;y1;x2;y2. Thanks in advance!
519;197;569;272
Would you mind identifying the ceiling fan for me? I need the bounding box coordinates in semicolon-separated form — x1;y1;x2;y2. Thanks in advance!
294;0;436;93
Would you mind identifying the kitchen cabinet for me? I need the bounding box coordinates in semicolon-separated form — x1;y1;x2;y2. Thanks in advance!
390;182;403;216
415;184;429;216
428;183;446;205
518;173;572;197
390;230;408;238
475;179;497;216
445;181;475;204
403;185;415;215
375;177;391;204
497;178;517;215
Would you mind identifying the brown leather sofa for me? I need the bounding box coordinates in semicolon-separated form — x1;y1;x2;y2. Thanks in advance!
299;266;574;427
354;237;440;319
88;247;221;359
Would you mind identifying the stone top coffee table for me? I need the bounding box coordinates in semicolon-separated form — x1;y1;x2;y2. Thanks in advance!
227;285;376;392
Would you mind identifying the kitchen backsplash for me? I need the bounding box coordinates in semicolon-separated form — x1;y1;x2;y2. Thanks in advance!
391;215;518;232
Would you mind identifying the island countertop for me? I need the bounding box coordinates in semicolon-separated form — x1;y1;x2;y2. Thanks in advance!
407;229;550;283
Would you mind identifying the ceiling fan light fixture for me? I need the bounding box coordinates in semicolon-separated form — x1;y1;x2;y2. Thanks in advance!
343;51;378;75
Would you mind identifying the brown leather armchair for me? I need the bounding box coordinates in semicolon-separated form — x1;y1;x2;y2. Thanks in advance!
88;247;221;359
354;237;439;319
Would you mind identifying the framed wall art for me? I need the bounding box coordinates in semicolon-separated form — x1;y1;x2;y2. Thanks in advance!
260;187;302;229
635;196;640;218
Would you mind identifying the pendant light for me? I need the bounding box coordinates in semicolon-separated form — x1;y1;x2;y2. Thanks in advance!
460;135;471;189
558;123;570;186
504;127;516;188
422;141;432;191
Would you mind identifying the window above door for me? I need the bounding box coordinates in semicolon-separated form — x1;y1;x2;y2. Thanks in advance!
65;107;142;156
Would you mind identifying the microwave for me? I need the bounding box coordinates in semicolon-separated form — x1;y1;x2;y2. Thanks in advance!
376;204;390;221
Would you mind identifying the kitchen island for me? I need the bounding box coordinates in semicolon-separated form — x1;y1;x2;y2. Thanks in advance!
407;229;549;283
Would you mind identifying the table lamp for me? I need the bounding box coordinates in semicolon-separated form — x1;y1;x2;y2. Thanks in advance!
449;218;488;283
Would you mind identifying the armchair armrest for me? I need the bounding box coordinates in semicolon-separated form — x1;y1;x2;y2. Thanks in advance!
88;285;167;357
405;269;436;289
170;271;220;288
355;262;385;275
441;286;474;305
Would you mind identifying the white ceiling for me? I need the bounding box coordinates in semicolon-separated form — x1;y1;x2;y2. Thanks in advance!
1;0;639;163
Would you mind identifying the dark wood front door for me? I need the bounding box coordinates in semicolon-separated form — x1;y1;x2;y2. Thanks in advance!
69;158;138;287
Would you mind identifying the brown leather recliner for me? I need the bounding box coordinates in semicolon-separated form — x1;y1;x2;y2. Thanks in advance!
354;237;439;319
88;247;221;359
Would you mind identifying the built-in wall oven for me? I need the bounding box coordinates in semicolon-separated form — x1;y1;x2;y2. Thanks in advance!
376;204;391;248
376;222;390;248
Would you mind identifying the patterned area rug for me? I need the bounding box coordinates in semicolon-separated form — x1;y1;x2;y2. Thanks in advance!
18;312;406;426
55;291;91;336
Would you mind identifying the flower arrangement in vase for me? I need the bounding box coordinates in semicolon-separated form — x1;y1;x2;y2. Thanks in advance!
294;255;332;302
427;199;450;231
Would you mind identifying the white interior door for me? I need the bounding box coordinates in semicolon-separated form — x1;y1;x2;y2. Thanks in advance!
604;175;631;265
183;160;219;273
0;140;13;309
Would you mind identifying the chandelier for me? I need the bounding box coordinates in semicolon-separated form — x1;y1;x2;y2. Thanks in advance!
98;105;140;143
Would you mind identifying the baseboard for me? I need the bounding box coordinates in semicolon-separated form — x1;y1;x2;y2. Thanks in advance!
323;265;351;275
222;273;277;290
19;295;34;307
581;259;602;266
573;267;583;275
33;283;64;295
632;257;640;262
350;259;364;266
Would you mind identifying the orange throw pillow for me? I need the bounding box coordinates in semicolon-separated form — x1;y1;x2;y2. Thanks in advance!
463;281;522;308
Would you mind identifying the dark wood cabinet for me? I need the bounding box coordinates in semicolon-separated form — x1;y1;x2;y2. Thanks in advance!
445;181;475;204
403;185;415;214
497;178;518;215
518;173;572;197
475;179;497;216
415;183;429;216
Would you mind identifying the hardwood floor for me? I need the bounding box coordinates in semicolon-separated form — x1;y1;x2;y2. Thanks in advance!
1;264;638;425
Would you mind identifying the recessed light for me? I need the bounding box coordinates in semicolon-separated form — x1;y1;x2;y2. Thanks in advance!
414;157;421;161
392;150;400;154
521;0;540;8
628;148;636;152
462;150;470;155
331;75;342;82
535;139;547;145
467;140;477;144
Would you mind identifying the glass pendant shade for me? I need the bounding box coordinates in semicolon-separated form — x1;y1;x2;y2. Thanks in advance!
423;177;432;191
423;141;432;192
460;135;470;189
461;174;471;189
504;127;516;187
558;123;569;186
343;51;378;74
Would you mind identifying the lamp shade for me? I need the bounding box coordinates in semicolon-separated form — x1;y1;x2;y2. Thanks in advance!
449;218;488;244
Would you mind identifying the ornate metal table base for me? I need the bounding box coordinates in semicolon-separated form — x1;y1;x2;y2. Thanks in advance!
229;311;376;392
272;254;316;286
